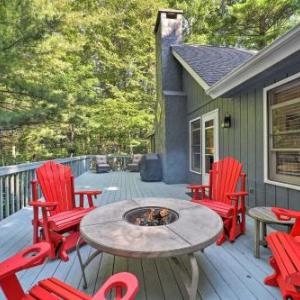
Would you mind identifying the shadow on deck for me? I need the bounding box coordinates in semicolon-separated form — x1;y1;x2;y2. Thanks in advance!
0;171;280;300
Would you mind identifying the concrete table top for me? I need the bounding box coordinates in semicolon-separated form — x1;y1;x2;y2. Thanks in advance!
80;198;223;258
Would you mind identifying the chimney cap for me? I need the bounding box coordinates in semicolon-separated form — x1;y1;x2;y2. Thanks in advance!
154;9;183;33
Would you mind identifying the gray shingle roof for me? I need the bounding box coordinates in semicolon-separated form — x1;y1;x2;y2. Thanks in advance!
172;44;254;86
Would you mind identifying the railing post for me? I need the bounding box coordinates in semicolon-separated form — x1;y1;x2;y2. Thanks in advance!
25;171;29;205
11;175;16;213
29;170;34;200
12;175;15;212
20;172;24;208
4;176;9;217
15;173;20;211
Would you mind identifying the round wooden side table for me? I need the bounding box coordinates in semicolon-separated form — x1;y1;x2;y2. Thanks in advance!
248;207;295;258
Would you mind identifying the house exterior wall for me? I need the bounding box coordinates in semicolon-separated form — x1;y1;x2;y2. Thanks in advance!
183;56;300;209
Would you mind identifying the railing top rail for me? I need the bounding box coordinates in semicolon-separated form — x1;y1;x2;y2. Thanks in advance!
0;155;93;176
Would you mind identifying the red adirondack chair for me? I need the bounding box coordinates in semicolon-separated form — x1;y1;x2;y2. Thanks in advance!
0;242;139;300
187;157;248;245
264;208;300;300
29;161;102;261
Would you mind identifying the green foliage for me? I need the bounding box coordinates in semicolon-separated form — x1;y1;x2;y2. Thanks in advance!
0;0;299;165
167;0;220;44
217;0;300;49
0;0;163;164
168;0;300;49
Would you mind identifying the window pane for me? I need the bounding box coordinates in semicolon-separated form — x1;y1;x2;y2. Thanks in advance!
190;119;201;173
192;120;200;130
192;131;200;146
269;80;300;106
273;133;300;149
276;152;300;176
192;154;201;172
205;127;214;154
204;122;215;174
268;78;300;185
205;120;214;128
205;155;214;174
272;102;300;131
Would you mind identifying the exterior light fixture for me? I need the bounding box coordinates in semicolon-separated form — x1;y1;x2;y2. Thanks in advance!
221;114;231;128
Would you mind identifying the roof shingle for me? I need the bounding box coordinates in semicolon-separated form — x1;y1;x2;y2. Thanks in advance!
172;44;254;86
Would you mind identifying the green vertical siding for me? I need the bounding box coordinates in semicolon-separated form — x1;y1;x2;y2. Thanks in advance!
182;68;300;209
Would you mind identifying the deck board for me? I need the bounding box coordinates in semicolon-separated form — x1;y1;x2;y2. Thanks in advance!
0;171;281;300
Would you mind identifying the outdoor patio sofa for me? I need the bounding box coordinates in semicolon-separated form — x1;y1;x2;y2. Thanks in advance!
95;155;111;173
127;154;143;172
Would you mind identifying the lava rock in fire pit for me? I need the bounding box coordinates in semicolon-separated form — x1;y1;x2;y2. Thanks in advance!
124;206;179;226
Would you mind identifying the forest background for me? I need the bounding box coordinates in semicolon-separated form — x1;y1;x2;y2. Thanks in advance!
0;0;299;165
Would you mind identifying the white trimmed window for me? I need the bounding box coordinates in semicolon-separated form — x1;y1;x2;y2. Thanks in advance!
190;118;201;173
266;77;300;187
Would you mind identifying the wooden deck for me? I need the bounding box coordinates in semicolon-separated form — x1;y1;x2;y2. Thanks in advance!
0;171;281;299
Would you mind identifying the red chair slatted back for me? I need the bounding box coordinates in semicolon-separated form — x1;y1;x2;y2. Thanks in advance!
36;161;74;215
210;157;243;204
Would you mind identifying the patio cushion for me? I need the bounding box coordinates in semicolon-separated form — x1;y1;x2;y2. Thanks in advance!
193;199;234;218
38;207;94;231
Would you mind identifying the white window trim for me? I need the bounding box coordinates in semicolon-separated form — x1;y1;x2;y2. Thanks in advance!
189;116;201;174
263;71;300;191
202;109;219;184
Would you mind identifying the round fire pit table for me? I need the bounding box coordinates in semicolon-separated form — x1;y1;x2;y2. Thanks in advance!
76;198;223;300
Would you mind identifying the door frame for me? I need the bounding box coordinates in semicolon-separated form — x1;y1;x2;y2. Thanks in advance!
201;109;219;183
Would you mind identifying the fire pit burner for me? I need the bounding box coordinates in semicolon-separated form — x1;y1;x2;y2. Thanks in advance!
124;206;179;226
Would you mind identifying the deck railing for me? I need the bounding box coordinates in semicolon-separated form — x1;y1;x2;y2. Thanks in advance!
0;156;92;221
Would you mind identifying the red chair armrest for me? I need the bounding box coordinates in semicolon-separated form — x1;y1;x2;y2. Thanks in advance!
74;190;102;196
187;185;210;201
272;207;300;221
74;190;101;207
187;184;209;190
0;242;50;280
92;272;139;300
29;201;58;211
226;192;248;208
226;192;248;199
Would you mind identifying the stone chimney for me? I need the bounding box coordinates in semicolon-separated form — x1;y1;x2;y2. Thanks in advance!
154;9;183;91
154;9;188;184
